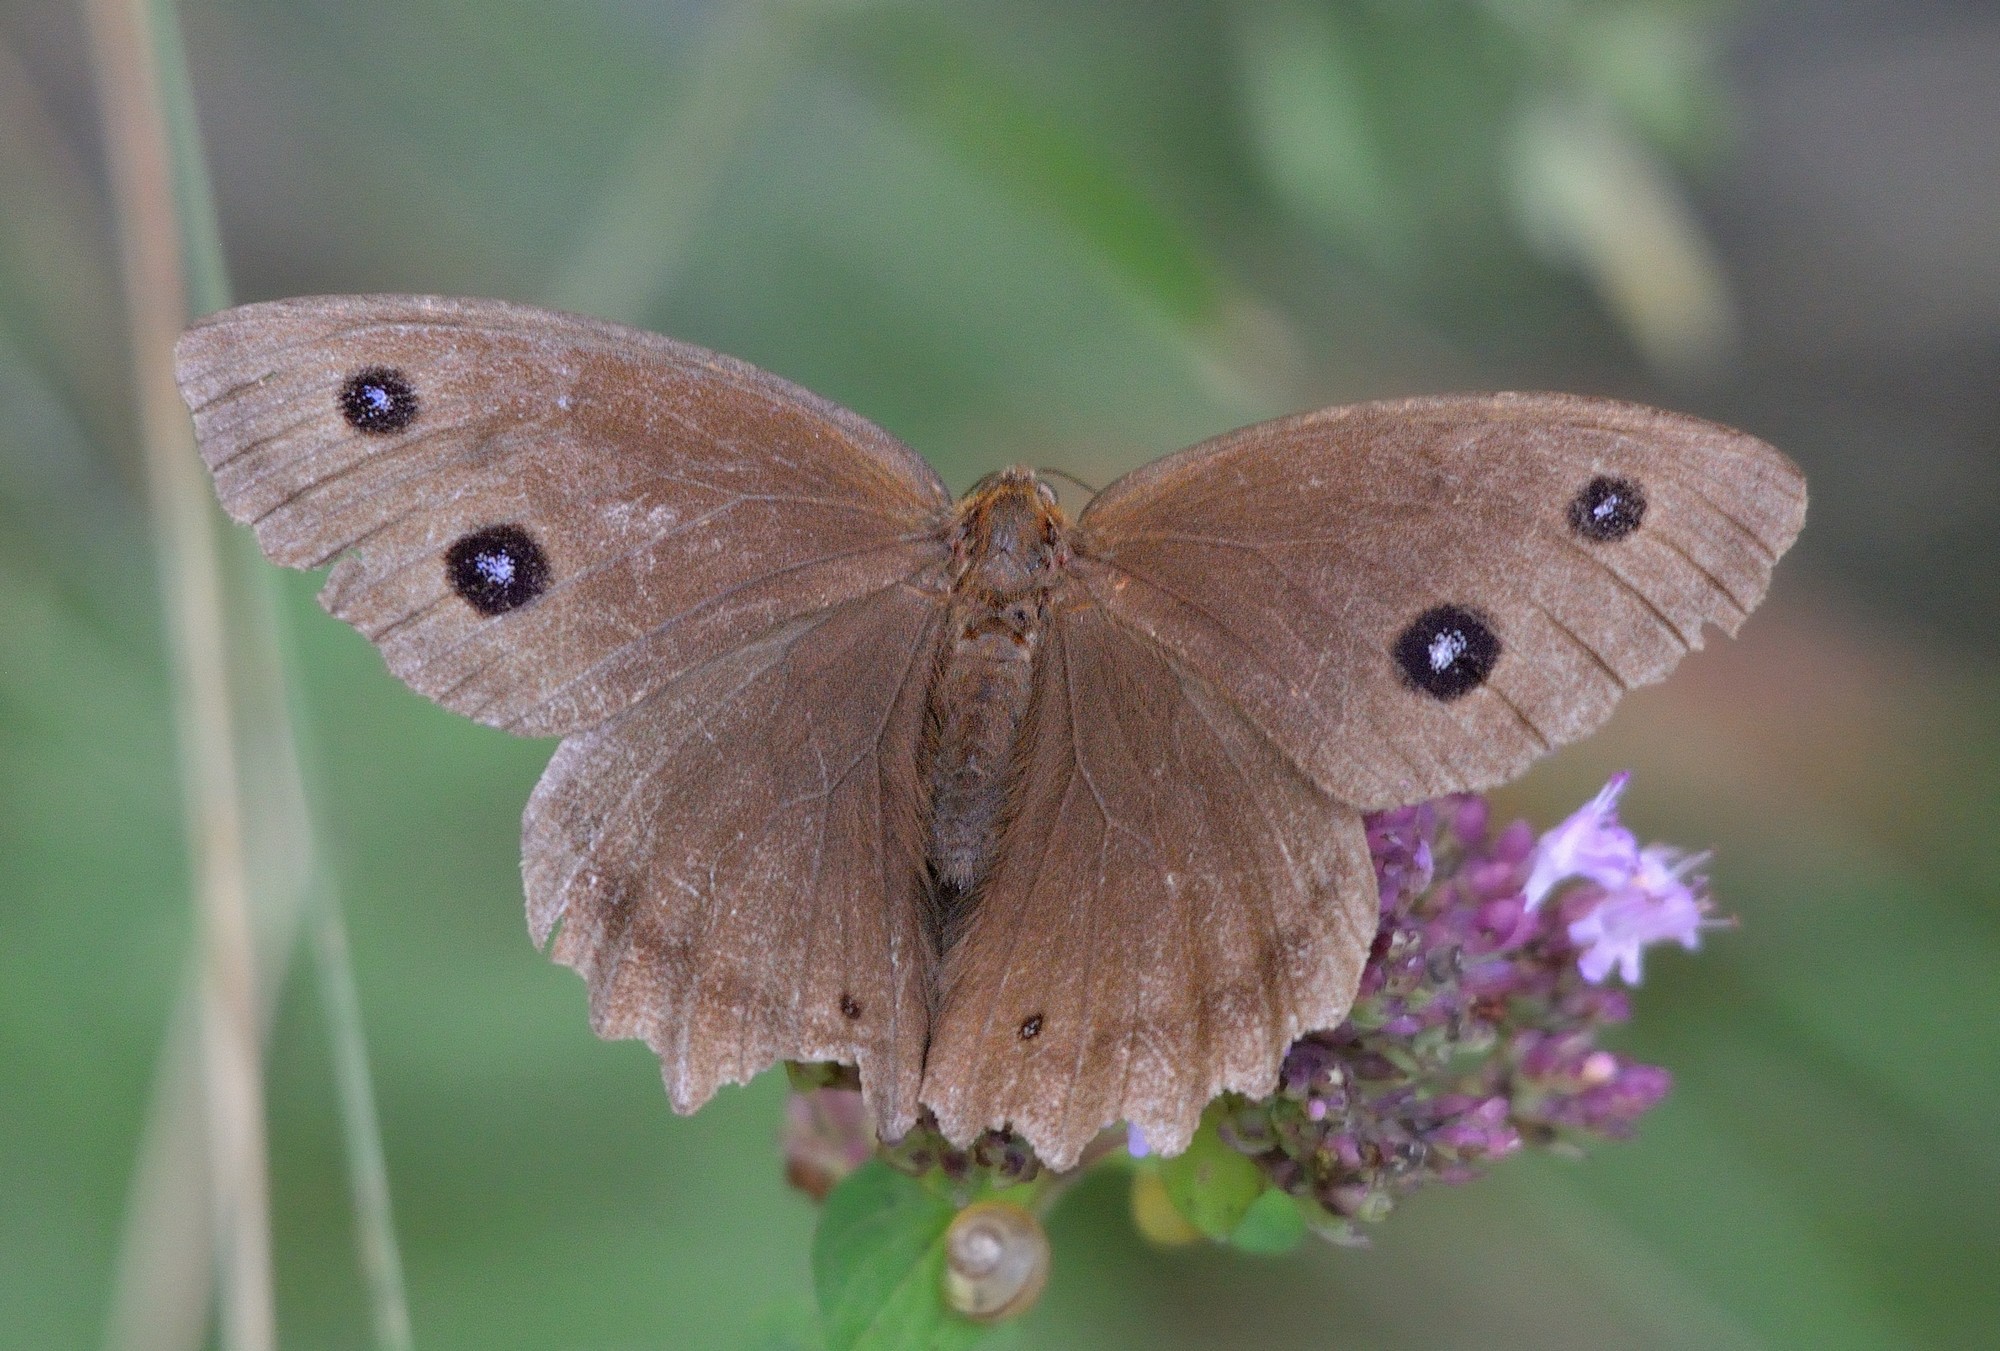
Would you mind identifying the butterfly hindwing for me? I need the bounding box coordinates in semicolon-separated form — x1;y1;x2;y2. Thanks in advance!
521;582;947;1136
921;601;1376;1169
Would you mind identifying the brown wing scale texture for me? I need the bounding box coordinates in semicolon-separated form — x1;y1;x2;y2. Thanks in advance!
922;602;1376;1169
176;295;951;737
523;584;946;1136
1075;393;1806;809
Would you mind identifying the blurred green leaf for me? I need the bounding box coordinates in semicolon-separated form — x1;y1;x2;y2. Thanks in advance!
0;37;128;452
1564;3;1732;158
1157;1103;1267;1240
548;0;800;324
749;1296;830;1351
1505;95;1737;376
859;14;1223;329
1237;2;1408;268
1235;0;1738;372
812;1160;989;1351
1236;0;1524;281
1226;1187;1307;1255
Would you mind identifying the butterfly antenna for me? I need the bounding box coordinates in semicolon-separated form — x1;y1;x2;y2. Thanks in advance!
1037;466;1102;500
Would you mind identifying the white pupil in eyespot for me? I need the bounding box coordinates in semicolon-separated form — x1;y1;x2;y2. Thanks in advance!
1593;495;1619;520
1428;629;1467;672
474;551;516;586
363;385;391;412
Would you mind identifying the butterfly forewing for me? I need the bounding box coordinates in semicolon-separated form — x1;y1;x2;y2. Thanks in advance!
1074;393;1807;809
175;295;952;737
921;602;1376;1170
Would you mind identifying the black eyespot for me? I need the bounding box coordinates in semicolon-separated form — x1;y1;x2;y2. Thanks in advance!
1569;475;1646;541
839;994;863;1020
1394;604;1500;701
1018;1014;1043;1041
339;366;418;433
446;525;549;615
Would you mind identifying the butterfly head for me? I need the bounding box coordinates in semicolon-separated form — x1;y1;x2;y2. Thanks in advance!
952;467;1070;597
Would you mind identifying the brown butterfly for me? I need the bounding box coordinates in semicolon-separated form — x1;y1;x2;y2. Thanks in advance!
175;295;1805;1169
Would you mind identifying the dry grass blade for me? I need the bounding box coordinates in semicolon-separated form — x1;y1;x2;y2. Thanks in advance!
101;987;213;1351
83;0;272;1346
91;3;418;1349
312;887;415;1351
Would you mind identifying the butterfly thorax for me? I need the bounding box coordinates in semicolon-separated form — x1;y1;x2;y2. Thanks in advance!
923;469;1071;937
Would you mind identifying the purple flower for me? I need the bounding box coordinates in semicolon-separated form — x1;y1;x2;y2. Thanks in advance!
1524;772;1639;908
1199;780;1709;1240
1568;845;1712;984
1576;1061;1674;1132
1367;804;1438;912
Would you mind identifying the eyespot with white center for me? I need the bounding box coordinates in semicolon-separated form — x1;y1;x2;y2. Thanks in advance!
1394;604;1500;701
446;525;550;615
338;366;418;433
1569;475;1646;541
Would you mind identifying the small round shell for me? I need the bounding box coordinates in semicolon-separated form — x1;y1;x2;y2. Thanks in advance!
942;1200;1049;1323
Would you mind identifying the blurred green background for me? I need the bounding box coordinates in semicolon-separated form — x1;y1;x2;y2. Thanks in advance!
3;0;1996;1347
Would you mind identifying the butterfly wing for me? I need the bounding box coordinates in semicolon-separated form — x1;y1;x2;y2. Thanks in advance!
178;294;956;1131
921;601;1376;1169
1073;393;1807;809
523;583;945;1135
175;294;951;736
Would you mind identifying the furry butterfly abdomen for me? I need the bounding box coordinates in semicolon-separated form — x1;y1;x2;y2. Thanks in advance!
176;295;1805;1169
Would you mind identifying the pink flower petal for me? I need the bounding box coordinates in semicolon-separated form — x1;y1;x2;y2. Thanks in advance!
1525;772;1640;909
1568;845;1711;984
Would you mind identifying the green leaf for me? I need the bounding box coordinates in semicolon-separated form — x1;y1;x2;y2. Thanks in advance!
1227;1187;1307;1255
812;1161;991;1351
1157;1104;1268;1240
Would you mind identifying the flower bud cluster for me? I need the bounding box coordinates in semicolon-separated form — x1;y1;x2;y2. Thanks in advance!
879;1118;1043;1193
1223;783;1696;1240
